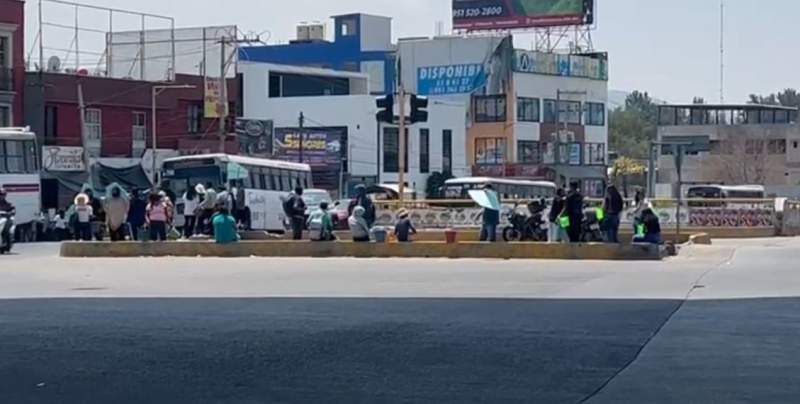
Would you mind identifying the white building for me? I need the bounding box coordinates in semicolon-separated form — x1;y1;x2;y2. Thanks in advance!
239;61;467;197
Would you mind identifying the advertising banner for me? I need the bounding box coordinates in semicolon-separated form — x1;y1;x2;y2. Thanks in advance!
513;50;607;80
236;118;273;156
453;0;594;31
417;64;486;96
204;77;228;119
273;128;343;168
42;146;86;172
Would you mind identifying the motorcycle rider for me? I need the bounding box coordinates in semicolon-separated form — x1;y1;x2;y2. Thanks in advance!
0;188;16;247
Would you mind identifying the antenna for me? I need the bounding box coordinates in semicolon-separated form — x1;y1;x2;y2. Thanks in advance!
720;0;725;104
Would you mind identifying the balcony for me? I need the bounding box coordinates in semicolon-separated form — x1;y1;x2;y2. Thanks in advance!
0;67;13;92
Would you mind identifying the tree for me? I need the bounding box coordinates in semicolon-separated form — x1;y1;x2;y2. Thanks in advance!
609;91;659;160
611;157;647;197
425;172;452;199
710;138;767;185
748;88;800;107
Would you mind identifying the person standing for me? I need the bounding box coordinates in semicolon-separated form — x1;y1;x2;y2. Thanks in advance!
394;209;417;243
479;185;500;242
127;189;147;241
73;193;93;242
348;206;371;242
182;186;200;238
146;192;169;242
105;185;130;242
288;187;306;240
564;181;585;243
53;210;68;241
200;183;217;235
602;185;624;243
549;189;566;243
212;207;239;244
348;185;376;228
85;189;105;241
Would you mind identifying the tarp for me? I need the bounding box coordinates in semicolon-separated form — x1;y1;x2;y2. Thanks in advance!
469;190;501;211
46;163;152;198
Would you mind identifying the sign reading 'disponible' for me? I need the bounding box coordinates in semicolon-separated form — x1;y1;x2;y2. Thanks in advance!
452;0;594;31
417;64;486;96
42;146;86;172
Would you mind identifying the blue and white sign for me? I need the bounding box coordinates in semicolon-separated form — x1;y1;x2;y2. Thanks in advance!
417;64;486;96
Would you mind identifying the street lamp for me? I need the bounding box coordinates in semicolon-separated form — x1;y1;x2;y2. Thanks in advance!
151;84;195;185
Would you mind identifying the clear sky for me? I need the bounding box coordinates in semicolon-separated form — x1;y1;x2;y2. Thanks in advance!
25;0;799;104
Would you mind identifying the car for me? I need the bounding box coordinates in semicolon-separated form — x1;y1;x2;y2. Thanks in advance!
302;189;333;215
331;199;352;229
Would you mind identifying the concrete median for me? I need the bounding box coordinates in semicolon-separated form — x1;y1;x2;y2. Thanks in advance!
60;240;668;261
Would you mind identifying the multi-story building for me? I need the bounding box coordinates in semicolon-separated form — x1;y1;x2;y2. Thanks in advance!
0;0;24;126
399;35;609;196
240;13;396;95
24;72;239;209
656;103;800;197
239;61;467;197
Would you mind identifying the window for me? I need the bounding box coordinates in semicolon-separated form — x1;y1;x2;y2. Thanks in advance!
442;129;452;174
44;105;57;144
419;129;430;174
761;109;775;124
557;143;570;164
2;141;24;173
25;141;37;172
132;112;147;141
84;109;102;140
517;97;540;122
383;127;408;173
187;104;203;134
584;102;606;126
543;99;557;123
474;95;506;123
768;139;787;155
559;101;582;124
269;72;350;98
517;141;540;163
776;110;790;124
0;36;8;67
0;104;10;127
340;17;357;37
659;107;677;126
583;143;606;165
474;138;507;165
745;140;764;155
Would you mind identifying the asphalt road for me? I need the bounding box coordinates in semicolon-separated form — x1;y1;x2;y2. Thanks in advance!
0;239;798;403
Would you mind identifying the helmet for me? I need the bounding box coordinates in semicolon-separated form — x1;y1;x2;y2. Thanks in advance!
0;188;6;197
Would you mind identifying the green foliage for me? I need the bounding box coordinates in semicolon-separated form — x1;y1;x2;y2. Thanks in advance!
748;88;800;107
425;172;453;200
609;91;659;160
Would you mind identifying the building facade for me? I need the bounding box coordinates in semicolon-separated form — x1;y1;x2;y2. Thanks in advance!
0;0;24;127
240;61;467;197
240;14;395;95
399;35;609;196
656;103;800;197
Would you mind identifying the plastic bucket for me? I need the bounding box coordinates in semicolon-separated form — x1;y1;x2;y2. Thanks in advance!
444;229;457;244
372;227;387;243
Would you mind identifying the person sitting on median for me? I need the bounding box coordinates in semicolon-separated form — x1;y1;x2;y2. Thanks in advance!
394;209;417;243
348;206;371;242
632;208;663;245
307;202;336;242
212;207;239;244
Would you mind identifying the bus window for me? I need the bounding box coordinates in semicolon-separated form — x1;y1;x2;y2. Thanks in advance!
3;140;25;173
25;141;38;172
267;169;276;191
249;172;258;189
257;174;266;190
281;170;291;191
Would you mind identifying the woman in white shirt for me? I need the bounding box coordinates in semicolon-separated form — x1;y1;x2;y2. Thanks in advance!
182;186;200;238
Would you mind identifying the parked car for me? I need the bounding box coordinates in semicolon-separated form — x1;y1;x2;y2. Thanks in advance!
331;199;351;229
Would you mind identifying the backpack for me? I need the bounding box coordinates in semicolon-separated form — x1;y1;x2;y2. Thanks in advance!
282;194;295;217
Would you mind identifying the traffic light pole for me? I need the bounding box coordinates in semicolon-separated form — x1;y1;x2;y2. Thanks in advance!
398;85;407;204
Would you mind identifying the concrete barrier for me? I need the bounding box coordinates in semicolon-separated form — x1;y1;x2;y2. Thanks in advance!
60;240;667;261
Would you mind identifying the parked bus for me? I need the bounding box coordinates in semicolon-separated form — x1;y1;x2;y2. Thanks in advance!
444;177;557;200
686;185;766;207
0;127;40;241
161;154;312;232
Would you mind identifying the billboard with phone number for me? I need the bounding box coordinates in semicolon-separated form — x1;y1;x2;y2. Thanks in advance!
453;0;594;31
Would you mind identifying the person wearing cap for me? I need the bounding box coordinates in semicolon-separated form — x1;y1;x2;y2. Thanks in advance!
394;209;417;243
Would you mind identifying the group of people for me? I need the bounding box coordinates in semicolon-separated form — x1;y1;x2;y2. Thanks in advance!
60;182;241;244
479;182;662;245
285;185;417;243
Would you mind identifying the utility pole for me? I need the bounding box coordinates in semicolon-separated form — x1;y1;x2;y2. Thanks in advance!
218;38;228;153
298;112;305;164
77;83;90;175
398;85;407;204
719;0;725;104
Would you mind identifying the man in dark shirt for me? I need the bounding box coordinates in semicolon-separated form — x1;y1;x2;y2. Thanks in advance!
0;188;16;244
564;181;584;243
394;209;417;242
348;185;376;228
479;185;500;242
289;187;307;240
549;188;566;242
602;185;624;243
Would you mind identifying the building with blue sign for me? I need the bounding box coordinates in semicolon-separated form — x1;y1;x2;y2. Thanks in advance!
239;13;396;95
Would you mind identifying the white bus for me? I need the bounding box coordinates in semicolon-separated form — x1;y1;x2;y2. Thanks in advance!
444;177;557;200
161;154;312;232
0;127;40;241
686;185;766;208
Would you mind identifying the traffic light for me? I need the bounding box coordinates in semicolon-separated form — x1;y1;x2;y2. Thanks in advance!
410;94;429;124
376;94;394;124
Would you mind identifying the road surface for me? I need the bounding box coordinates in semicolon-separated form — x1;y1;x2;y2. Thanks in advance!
0;239;798;403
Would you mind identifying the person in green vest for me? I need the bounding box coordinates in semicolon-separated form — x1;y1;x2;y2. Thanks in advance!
212;207;239;244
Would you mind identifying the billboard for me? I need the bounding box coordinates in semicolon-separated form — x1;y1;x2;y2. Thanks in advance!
453;0;594;31
236;118;274;156
273;128;343;169
42;146;86;172
417;64;487;96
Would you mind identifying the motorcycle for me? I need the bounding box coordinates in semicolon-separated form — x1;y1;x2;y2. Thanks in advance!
581;208;605;243
503;202;548;242
0;210;16;255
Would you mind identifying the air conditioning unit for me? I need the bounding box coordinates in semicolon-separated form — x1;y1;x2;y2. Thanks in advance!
307;23;325;41
296;24;310;41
